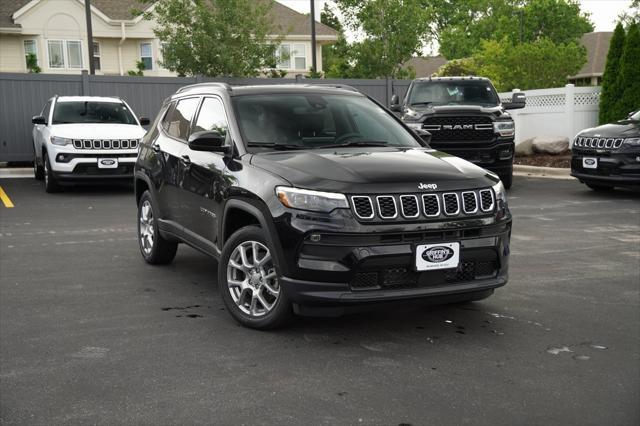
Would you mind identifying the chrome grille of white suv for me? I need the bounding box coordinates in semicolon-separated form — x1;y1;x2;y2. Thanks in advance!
73;139;139;150
351;189;495;221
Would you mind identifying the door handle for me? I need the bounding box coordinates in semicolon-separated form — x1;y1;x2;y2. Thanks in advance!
152;143;161;153
180;155;191;166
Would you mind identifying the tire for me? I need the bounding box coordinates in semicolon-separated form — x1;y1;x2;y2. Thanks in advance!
586;183;613;192
33;156;44;181
43;154;60;193
500;170;513;190
137;191;178;265
218;225;291;329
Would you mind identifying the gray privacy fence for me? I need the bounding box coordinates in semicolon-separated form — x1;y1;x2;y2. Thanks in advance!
0;72;411;162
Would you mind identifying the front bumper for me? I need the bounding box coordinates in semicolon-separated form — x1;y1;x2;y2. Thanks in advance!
47;145;138;180
429;139;514;175
571;149;640;187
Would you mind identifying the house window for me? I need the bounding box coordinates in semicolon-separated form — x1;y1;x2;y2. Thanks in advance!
140;42;153;70
24;40;38;67
276;43;307;70
92;41;101;71
47;40;83;69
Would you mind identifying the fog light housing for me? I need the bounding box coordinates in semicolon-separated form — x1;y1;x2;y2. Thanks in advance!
498;148;512;160
56;153;71;163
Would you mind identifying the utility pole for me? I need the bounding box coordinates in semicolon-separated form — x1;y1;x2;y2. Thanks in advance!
310;0;317;73
85;0;95;74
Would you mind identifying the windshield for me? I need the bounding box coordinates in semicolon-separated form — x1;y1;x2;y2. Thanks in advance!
52;101;137;125
233;94;422;151
409;81;500;107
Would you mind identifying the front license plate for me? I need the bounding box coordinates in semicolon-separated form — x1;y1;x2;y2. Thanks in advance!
582;157;598;169
98;158;118;169
415;242;460;271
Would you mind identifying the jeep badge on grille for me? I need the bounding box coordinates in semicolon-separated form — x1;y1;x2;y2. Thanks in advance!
418;183;438;190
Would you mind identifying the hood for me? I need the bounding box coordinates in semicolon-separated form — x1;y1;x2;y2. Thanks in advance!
405;104;506;120
250;147;498;194
579;120;639;138
50;123;147;139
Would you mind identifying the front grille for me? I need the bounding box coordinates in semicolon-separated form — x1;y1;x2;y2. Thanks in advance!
351;189;494;222
73;139;139;150
422;116;495;141
350;261;498;290
573;137;623;150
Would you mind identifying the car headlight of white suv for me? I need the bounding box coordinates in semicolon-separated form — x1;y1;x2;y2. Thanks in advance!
50;136;72;146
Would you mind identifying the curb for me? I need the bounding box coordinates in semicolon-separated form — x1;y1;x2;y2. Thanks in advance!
513;165;574;180
0;168;34;179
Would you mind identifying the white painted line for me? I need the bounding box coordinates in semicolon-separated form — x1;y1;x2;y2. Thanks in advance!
0;168;34;179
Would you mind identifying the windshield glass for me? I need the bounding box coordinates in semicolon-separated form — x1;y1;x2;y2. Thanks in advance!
52;101;137;125
409;81;500;107
233;94;422;151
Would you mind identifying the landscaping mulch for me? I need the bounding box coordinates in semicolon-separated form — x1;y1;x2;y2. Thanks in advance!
514;153;571;168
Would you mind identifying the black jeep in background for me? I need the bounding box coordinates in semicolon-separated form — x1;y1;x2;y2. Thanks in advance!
392;77;525;189
571;110;640;191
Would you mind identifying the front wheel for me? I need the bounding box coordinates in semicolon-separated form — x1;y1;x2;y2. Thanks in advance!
33;156;44;181
43;154;60;193
218;225;291;329
138;191;178;265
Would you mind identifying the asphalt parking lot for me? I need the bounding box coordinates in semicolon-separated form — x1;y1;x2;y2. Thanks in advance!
0;176;638;425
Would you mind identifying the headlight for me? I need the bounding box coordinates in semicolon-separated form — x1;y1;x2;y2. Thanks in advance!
405;122;423;130
50;136;71;146
275;186;349;213
493;121;515;137
624;137;640;147
492;180;507;202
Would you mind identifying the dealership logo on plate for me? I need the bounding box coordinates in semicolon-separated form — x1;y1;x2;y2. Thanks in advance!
422;246;454;263
584;159;596;165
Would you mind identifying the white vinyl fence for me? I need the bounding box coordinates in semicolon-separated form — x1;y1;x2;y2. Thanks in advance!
499;84;601;145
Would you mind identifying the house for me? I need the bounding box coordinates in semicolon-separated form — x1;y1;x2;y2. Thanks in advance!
568;31;613;86
402;56;448;78
0;0;338;76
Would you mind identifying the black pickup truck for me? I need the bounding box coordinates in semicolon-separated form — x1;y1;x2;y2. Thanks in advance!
392;76;525;189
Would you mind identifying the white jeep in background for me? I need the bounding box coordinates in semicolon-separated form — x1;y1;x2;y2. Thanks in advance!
32;96;149;192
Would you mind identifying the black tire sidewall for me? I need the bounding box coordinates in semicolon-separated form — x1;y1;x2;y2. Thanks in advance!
218;225;291;329
44;154;58;192
138;191;160;263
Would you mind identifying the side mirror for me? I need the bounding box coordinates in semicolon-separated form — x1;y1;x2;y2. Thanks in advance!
390;94;401;112
139;117;150;126
414;128;432;144
32;115;46;125
503;92;526;110
188;130;229;153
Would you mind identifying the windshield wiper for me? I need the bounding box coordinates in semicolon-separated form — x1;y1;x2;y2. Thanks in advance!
321;140;389;149
247;143;303;150
410;102;435;106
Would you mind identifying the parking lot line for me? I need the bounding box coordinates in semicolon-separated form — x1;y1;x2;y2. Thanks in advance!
0;185;14;208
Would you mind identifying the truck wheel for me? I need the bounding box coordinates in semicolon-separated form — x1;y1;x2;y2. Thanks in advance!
500;171;513;190
586;183;613;192
138;191;178;264
43;154;60;193
33;157;44;180
218;225;292;329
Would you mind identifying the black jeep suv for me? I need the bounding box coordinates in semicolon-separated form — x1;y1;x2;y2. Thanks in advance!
571;110;640;191
391;76;525;189
134;83;512;329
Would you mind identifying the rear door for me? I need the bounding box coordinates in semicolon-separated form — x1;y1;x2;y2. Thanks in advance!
154;97;200;223
179;96;233;247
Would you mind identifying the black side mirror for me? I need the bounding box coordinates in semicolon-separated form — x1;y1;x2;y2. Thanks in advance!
414;128;432;144
32;115;46;125
139;117;150;126
390;94;401;112
503;92;526;110
188;130;229;153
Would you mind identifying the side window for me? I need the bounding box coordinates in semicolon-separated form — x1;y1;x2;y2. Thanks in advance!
163;97;200;141
192;97;230;144
41;100;52;123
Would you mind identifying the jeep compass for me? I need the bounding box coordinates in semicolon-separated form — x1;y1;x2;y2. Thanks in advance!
134;83;512;329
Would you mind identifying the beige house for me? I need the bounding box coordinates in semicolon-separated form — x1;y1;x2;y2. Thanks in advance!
0;0;338;76
568;31;613;87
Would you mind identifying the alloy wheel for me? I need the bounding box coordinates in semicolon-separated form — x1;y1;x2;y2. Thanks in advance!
139;200;155;255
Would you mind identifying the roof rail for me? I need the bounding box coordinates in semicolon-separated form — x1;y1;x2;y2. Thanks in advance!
176;82;233;93
309;83;360;93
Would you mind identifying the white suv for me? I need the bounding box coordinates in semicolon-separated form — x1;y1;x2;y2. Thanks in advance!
32;96;148;192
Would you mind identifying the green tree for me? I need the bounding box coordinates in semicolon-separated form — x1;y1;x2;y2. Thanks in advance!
617;23;640;119
127;60;145;76
26;53;41;73
320;3;354;78
335;0;432;78
139;0;281;77
599;23;626;124
473;38;586;91
434;57;481;77
618;0;640;27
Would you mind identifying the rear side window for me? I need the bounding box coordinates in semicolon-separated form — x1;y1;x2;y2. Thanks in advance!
192;97;230;145
163;97;200;141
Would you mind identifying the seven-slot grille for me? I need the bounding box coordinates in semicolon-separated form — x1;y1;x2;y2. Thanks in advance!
573;137;623;150
72;139;139;150
351;189;494;221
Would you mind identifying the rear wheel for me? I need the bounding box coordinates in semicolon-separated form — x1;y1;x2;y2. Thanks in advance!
218;225;291;329
138;191;178;264
43;154;60;193
586;183;614;192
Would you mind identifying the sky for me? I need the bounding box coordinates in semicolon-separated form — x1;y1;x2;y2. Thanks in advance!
277;0;634;33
